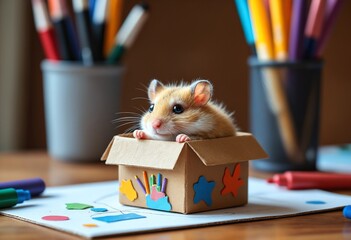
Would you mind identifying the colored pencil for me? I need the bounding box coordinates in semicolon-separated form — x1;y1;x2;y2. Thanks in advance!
270;0;289;60
104;0;124;57
283;0;292;49
248;0;274;60
315;0;344;57
48;0;80;61
72;0;94;65
303;0;327;58
234;0;256;55
107;3;149;64
31;0;60;61
289;0;307;60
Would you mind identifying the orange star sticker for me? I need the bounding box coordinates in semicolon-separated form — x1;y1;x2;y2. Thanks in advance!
221;164;244;197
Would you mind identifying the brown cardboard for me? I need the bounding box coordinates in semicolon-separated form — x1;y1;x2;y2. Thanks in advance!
101;132;268;214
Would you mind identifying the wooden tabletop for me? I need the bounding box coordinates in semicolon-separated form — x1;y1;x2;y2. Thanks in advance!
0;151;350;240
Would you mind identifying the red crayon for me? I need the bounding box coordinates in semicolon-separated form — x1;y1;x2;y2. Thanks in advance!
267;171;351;190
32;0;60;61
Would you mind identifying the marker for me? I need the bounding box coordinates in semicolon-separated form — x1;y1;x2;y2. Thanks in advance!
269;0;289;60
288;0;307;60
248;0;299;162
234;0;256;55
31;0;60;61
104;0;124;57
134;176;146;194
343;206;351;220
92;0;109;61
89;0;96;19
315;0;344;58
0;178;45;197
48;0;80;61
0;188;31;209
72;0;95;65
107;3;149;64
303;0;327;58
267;171;351;190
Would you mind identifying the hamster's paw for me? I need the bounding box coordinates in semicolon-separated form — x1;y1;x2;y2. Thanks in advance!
133;130;147;140
176;134;191;143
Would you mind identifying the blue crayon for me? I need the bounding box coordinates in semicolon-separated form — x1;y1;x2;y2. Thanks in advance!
343;205;351;220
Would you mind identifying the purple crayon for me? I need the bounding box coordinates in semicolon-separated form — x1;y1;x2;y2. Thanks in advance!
0;178;45;197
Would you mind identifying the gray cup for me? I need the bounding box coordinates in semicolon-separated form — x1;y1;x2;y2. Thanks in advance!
41;60;123;162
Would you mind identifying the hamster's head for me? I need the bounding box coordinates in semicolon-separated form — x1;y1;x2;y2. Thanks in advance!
141;79;213;141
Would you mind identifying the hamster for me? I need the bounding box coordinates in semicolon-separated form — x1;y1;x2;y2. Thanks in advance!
133;79;237;143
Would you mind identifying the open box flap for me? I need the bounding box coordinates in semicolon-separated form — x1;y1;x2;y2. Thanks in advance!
103;136;185;170
186;132;268;166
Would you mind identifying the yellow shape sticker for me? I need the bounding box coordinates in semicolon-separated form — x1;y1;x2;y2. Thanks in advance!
119;179;138;201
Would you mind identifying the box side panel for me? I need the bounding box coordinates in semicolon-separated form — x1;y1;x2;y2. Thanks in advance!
185;149;248;213
118;155;186;213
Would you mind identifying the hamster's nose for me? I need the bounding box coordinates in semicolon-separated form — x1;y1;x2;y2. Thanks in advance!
152;119;162;129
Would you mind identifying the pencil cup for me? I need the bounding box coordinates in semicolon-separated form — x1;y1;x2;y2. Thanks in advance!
249;57;323;172
41;60;123;162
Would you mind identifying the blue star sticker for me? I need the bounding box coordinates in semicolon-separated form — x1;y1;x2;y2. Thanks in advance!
193;176;216;206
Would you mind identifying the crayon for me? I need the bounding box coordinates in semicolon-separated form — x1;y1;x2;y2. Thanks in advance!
0;178;45;197
267;171;351;190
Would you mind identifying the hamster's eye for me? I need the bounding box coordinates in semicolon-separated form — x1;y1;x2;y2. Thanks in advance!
173;104;184;114
148;104;154;113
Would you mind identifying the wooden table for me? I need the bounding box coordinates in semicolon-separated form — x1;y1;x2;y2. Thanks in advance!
0;151;350;240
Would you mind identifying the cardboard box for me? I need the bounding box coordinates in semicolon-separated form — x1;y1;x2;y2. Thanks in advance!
101;132;268;214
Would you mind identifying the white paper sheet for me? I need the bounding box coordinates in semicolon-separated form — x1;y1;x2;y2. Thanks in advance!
1;178;350;239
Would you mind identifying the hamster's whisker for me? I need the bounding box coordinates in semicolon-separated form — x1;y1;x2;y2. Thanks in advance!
115;121;140;129
112;119;140;124
124;125;139;133
114;111;141;116
131;97;149;101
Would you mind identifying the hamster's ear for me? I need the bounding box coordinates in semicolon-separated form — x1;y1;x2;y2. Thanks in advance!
190;80;213;106
148;79;164;101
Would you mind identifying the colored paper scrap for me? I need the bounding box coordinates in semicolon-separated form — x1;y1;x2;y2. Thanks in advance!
92;213;146;223
146;195;172;211
119;179;138;201
193;176;216;206
306;200;326;205
221;164;244;197
150;185;165;201
66;203;93;210
91;207;108;212
83;223;98;228
42;215;70;221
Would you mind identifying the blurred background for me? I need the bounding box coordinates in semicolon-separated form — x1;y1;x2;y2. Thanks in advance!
0;0;350;151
